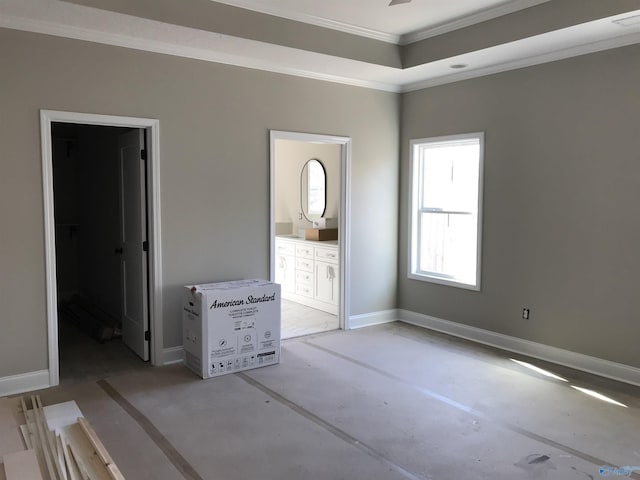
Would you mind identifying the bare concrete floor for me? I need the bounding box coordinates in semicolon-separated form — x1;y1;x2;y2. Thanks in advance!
29;323;640;480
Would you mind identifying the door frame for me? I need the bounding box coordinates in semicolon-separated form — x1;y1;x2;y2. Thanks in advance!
40;110;163;387
269;130;352;330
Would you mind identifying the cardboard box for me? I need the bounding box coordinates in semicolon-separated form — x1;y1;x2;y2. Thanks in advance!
182;279;281;379
304;228;338;241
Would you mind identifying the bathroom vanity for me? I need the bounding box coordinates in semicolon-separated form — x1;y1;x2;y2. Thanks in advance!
275;235;339;315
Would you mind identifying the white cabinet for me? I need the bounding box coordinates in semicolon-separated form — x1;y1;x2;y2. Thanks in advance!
275;236;339;314
315;260;339;305
314;246;339;306
275;240;295;294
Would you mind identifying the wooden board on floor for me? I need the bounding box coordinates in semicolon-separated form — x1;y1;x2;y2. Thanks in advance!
30;396;59;480
62;423;111;480
2;449;43;480
19;425;33;450
77;418;124;480
59;434;81;480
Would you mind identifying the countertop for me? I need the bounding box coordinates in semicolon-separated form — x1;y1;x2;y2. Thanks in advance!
276;235;338;247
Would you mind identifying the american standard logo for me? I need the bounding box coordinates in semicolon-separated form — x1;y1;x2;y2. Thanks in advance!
210;293;277;309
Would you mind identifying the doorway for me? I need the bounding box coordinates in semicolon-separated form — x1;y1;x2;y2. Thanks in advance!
41;111;163;387
269;130;351;338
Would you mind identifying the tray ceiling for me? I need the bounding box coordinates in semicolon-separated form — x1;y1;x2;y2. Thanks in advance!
0;0;639;92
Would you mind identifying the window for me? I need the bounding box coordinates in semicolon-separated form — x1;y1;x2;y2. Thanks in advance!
409;133;484;290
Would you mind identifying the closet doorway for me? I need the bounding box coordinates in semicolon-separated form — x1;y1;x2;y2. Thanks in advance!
41;111;163;387
269;131;351;338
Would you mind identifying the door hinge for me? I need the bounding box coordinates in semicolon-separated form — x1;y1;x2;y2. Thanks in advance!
145;331;150;341
141;149;148;161
143;240;149;252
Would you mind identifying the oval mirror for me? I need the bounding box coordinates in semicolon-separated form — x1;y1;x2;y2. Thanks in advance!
300;158;326;222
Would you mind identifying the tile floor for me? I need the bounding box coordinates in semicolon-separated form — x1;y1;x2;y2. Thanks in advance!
280;299;339;339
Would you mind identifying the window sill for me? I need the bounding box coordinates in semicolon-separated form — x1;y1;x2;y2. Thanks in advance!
408;272;480;291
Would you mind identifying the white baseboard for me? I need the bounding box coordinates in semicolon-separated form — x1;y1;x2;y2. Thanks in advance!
162;346;185;366
399;309;640;387
0;369;50;396
348;309;398;330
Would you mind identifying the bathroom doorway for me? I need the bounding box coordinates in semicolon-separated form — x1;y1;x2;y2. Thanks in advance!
269;131;351;338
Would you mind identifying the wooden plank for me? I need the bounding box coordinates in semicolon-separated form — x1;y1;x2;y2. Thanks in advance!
36;396;66;480
60;434;81;480
62;424;110;480
76;419;124;480
67;445;92;480
19;425;33;450
105;465;124;480
55;435;69;480
31;395;59;480
20;398;46;477
21;400;83;450
2;449;43;480
76;419;112;467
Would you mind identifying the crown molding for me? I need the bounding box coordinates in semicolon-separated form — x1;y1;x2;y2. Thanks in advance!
0;12;402;93
212;0;400;44
400;0;550;45
401;30;640;92
213;0;549;47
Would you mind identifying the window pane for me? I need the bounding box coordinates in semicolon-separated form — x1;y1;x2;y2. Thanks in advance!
419;212;477;283
410;132;483;290
421;143;479;212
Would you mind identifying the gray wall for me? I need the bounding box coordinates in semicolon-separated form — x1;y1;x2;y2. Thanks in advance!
399;45;640;368
0;27;399;377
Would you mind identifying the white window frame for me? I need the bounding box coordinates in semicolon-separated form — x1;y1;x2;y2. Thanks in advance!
408;132;484;291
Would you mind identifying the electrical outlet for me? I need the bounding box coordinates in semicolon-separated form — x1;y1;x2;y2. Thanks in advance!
522;308;530;320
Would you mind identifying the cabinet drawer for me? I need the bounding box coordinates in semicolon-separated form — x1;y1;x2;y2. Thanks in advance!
295;283;313;298
314;246;338;264
295;257;314;272
276;241;295;256
295;244;314;259
296;270;313;285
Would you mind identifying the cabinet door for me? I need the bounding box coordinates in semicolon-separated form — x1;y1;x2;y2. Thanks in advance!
315;260;339;305
276;254;295;293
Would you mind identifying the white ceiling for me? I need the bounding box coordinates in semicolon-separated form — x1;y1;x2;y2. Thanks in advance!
0;0;639;92
213;0;549;43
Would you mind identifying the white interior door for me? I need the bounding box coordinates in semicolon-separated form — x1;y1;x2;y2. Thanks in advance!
118;129;149;361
